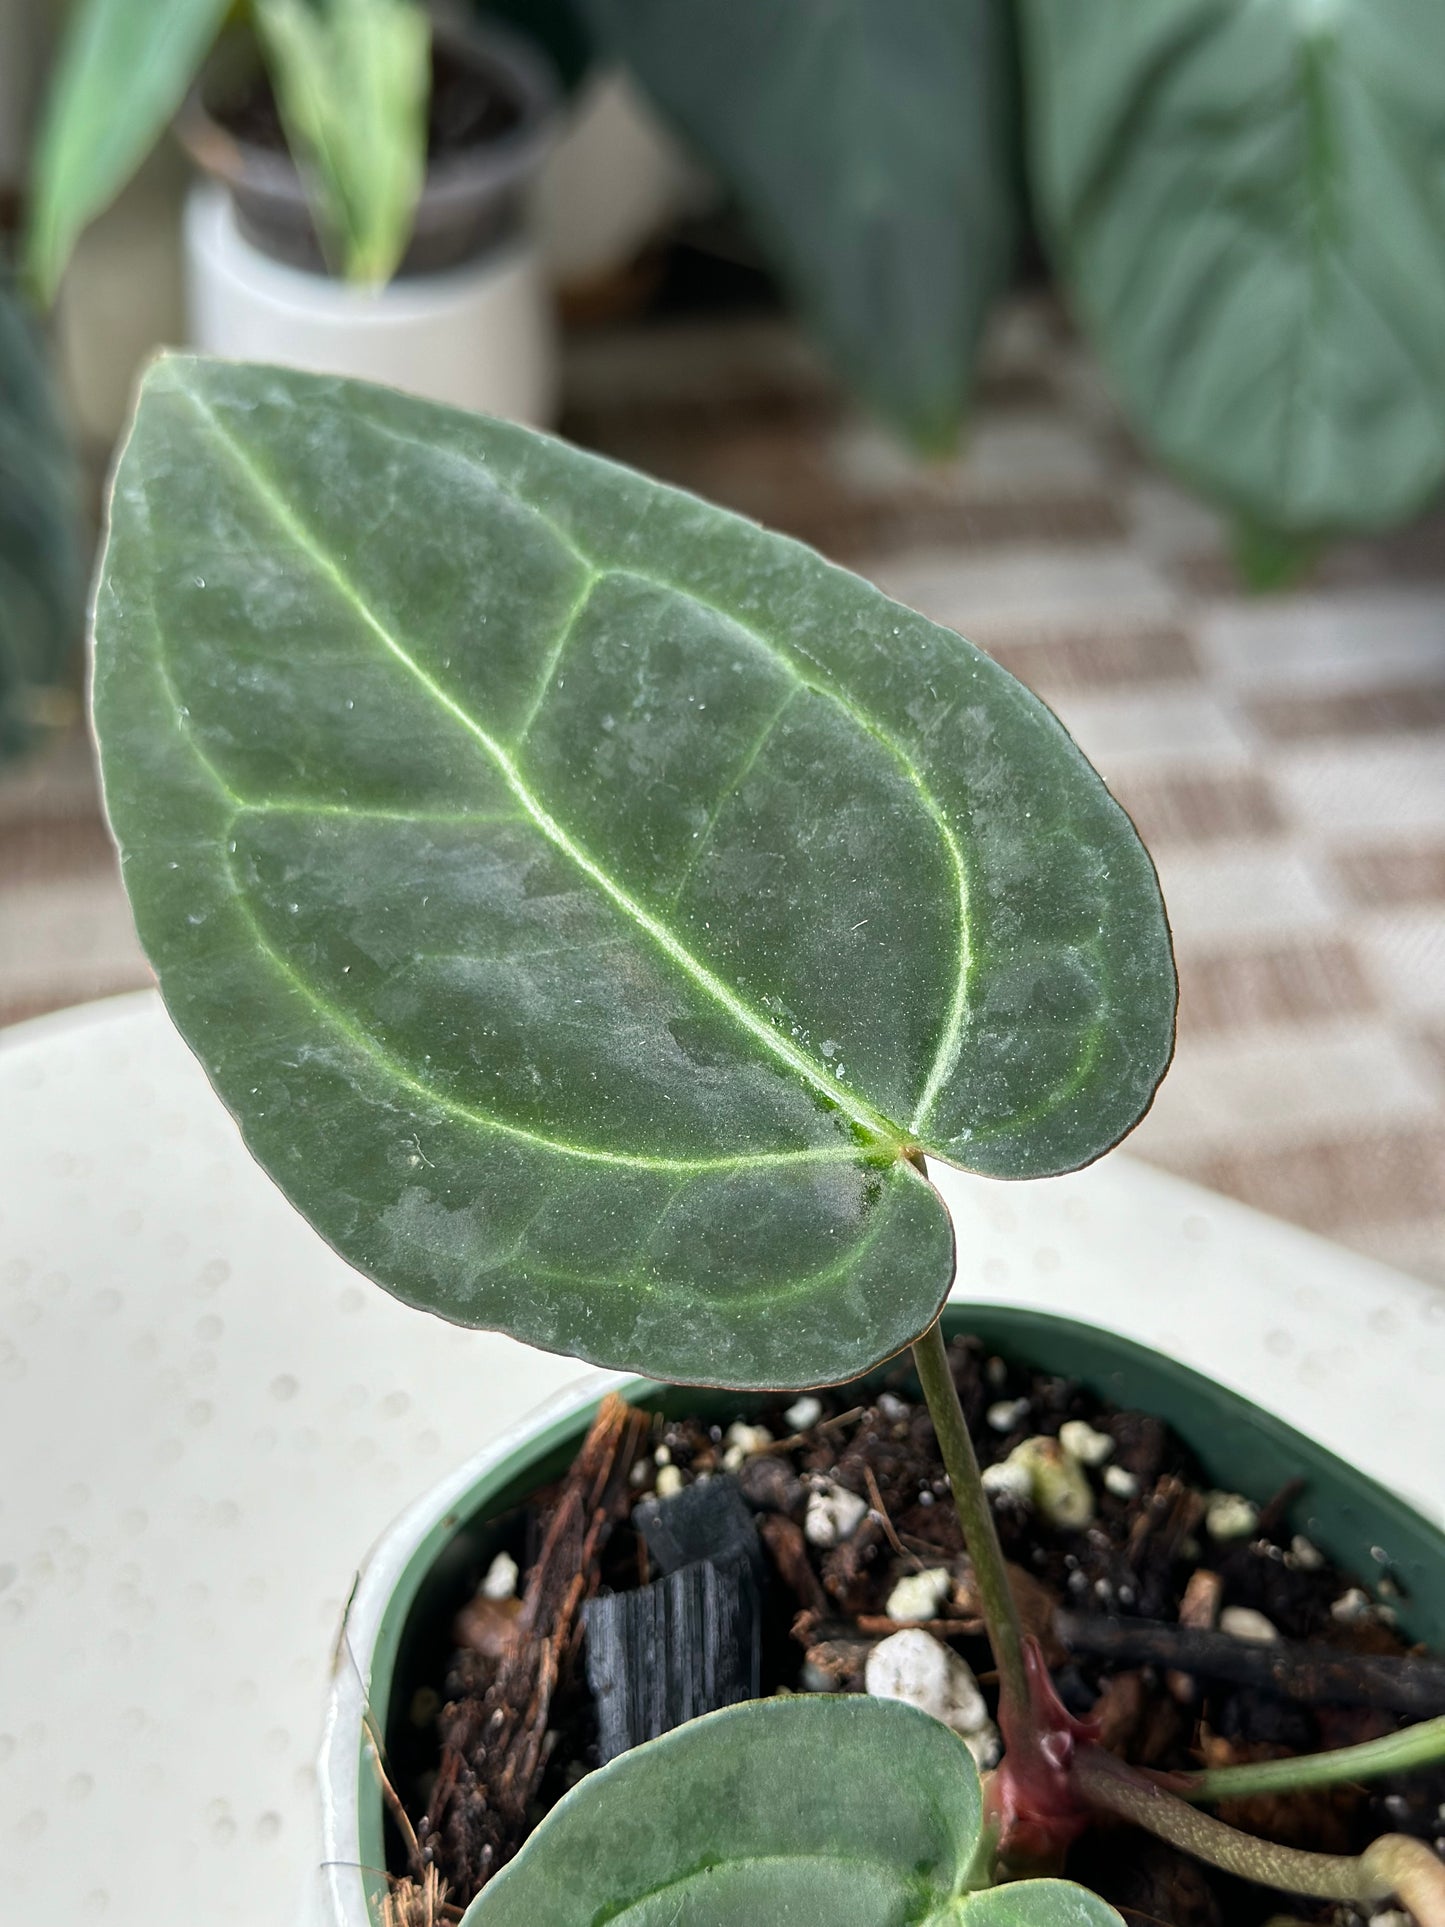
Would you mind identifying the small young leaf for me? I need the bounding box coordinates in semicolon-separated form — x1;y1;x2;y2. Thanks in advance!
463;1695;968;1924
461;1697;1122;1925
93;358;1175;1389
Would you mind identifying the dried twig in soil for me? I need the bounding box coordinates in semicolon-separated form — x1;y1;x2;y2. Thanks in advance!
364;1703;423;1875
862;1462;923;1570
381;1866;460;1926
855;1614;985;1637
1058;1613;1445;1714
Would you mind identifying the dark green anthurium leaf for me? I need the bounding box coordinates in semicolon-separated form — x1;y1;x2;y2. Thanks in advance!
461;1697;1123;1925
92;358;1174;1389
1021;0;1445;537
589;0;1021;453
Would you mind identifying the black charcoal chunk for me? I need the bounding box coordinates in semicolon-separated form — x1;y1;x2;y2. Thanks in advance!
633;1472;765;1585
584;1558;761;1763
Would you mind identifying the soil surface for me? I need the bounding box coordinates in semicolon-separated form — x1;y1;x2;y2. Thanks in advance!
383;1336;1445;1927
214;40;521;163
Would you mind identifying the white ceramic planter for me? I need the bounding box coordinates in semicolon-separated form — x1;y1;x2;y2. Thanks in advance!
315;1197;1445;1927
184;183;558;424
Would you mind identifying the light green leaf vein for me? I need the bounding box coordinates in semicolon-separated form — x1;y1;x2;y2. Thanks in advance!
221;864;866;1175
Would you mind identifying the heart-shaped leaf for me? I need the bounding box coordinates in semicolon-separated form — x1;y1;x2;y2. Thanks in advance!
590;0;1022;453
93;358;1174;1388
1021;0;1445;535
461;1696;1123;1925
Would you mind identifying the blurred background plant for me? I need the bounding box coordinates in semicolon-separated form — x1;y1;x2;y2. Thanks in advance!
252;0;430;285
14;0;1445;558
26;0;433;296
0;268;82;764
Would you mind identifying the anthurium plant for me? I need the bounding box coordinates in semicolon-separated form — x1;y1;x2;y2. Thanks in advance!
92;359;1445;1924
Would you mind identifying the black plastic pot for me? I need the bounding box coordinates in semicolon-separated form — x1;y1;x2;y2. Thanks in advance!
175;18;556;278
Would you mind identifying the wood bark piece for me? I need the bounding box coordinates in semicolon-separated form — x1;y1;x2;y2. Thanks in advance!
1168;1568;1224;1702
760;1512;829;1617
424;1393;646;1899
1058;1613;1445;1714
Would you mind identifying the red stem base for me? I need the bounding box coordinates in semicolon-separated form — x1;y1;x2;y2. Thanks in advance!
986;1638;1099;1872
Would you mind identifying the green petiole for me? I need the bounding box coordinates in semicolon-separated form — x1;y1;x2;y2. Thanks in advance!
1184;1712;1445;1803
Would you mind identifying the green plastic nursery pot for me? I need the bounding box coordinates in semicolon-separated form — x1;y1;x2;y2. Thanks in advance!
335;1305;1445;1922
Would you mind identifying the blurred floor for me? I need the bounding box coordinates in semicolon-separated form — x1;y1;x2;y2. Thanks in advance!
4;299;1444;1283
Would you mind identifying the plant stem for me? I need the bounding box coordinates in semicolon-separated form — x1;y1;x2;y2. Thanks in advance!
1072;1746;1392;1904
911;1316;1030;1728
1365;1833;1445;1925
1185;1713;1445;1803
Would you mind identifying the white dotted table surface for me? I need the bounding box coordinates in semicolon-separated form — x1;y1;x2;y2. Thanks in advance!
3;993;1442;1927
0;994;582;1924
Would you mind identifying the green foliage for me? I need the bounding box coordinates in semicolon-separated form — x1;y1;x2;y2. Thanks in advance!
476;0;594;95
460;1695;1123;1925
1231;520;1320;596
92;357;1174;1389
0;274;82;763
24;0;232;301
26;0;429;297
256;0;431;285
588;0;1022;454
1021;0;1445;537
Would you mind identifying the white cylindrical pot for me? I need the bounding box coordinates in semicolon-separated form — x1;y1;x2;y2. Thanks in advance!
184;183;558;424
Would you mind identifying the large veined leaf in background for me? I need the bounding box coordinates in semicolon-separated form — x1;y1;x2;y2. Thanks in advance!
476;0;593;95
256;0;431;285
0;275;82;762
463;1697;1124;1925
25;0;231;301
93;358;1174;1389
589;0;1021;454
1022;0;1445;536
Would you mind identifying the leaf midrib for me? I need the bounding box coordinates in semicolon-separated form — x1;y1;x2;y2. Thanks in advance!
355;407;975;1134
174;380;961;1155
